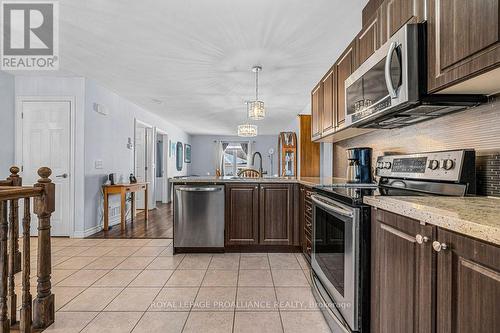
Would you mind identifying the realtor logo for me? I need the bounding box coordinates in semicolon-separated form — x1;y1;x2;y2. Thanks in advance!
1;1;59;70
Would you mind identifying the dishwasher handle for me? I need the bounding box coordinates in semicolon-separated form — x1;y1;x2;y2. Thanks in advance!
176;187;222;192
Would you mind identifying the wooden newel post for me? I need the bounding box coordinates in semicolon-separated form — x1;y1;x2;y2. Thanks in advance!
32;167;55;329
7;167;21;274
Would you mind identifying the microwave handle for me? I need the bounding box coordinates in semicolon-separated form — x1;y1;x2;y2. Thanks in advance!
385;41;398;99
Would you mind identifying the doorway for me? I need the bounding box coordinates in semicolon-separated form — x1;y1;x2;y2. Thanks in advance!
134;119;155;212
155;129;169;204
15;97;75;236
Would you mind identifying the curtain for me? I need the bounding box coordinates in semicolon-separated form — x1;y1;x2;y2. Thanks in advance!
214;141;224;175
239;142;248;170
215;141;229;175
247;141;254;168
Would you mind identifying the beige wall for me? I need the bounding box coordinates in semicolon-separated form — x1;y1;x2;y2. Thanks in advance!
333;98;500;178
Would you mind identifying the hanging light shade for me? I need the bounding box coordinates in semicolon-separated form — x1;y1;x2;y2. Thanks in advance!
247;100;265;120
237;124;258;137
248;66;265;120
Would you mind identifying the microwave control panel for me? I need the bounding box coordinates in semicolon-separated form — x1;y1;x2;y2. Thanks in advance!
376;150;467;182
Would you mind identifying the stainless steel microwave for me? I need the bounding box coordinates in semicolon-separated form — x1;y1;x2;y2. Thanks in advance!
344;24;486;129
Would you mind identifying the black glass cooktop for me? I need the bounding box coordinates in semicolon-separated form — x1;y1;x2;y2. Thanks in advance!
314;184;378;206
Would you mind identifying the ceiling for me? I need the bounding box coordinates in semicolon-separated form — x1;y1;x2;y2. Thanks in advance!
50;0;366;134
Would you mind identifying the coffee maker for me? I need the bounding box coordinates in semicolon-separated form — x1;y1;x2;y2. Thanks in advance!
346;147;373;183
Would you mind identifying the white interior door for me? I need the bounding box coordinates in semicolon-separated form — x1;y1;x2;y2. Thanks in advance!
135;125;146;209
155;133;169;203
146;127;155;209
21;100;71;236
161;134;169;203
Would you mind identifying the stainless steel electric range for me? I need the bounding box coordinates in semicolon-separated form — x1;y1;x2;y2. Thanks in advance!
310;149;476;333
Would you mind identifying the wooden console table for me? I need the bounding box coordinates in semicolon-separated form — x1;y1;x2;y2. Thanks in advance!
103;182;148;231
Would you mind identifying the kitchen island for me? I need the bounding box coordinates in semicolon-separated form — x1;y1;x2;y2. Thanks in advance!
170;176;338;253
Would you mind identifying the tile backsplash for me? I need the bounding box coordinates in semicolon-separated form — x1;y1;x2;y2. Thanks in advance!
477;153;500;196
332;97;500;197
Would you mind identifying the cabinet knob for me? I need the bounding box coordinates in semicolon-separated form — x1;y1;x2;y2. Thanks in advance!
432;241;449;252
415;234;429;244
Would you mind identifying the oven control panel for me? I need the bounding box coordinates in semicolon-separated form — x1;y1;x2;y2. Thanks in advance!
376;150;468;181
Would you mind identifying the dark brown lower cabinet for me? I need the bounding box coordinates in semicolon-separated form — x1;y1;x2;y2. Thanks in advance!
371;208;435;333
259;184;294;245
435;229;500;333
372;208;500;333
225;184;259;245
225;183;296;247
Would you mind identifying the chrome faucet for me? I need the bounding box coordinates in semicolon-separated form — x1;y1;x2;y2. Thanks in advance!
251;152;264;177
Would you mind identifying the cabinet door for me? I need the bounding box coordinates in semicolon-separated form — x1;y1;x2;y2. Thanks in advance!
225;184;259;245
334;41;357;130
357;10;381;66
435;229;500;333
311;84;322;140
381;0;425;43
371;208;435;333
259;184;293;245
427;0;500;92
321;69;335;134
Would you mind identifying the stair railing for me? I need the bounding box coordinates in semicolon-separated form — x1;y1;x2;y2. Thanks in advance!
0;166;55;332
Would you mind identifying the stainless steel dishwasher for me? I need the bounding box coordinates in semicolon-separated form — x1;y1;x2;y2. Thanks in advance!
173;185;224;250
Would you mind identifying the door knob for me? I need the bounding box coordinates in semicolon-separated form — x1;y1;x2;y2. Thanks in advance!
56;173;68;178
432;241;448;252
415;234;429;244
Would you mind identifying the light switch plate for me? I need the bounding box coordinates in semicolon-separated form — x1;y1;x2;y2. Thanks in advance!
94;160;103;169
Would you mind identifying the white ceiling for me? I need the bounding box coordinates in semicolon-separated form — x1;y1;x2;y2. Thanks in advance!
42;0;366;134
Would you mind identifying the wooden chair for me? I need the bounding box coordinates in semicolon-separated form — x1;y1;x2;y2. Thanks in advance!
237;168;261;178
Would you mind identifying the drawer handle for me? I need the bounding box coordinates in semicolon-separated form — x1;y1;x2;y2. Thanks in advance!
432;241;449;252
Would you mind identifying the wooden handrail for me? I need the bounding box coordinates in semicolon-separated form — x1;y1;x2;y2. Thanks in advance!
0;166;55;332
0;188;43;201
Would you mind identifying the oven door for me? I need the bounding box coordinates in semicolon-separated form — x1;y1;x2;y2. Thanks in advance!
311;194;360;331
345;24;421;128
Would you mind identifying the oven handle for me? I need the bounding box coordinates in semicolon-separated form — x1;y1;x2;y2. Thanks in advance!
310;194;354;218
384;41;398;99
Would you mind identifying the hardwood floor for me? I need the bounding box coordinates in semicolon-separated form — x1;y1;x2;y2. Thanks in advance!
87;202;173;239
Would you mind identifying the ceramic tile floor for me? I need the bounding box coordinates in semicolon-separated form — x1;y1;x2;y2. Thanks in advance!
16;238;331;333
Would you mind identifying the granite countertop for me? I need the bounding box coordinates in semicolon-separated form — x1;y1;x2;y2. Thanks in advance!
364;196;500;246
169;176;345;187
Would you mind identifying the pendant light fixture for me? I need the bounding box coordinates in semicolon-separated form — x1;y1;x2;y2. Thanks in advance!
237;123;258;137
247;66;265;120
238;102;258;137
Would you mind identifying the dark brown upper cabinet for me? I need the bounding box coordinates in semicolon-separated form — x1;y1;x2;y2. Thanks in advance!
321;68;335;134
334;40;358;130
225;183;259;246
435;228;500;333
381;0;426;44
311;83;322;140
427;0;500;93
259;184;294;246
357;10;381;66
371;208;435;333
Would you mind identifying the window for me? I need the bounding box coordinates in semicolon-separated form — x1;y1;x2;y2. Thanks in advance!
223;142;248;176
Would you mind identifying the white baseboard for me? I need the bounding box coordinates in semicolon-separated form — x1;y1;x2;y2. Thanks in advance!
72;225;100;238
